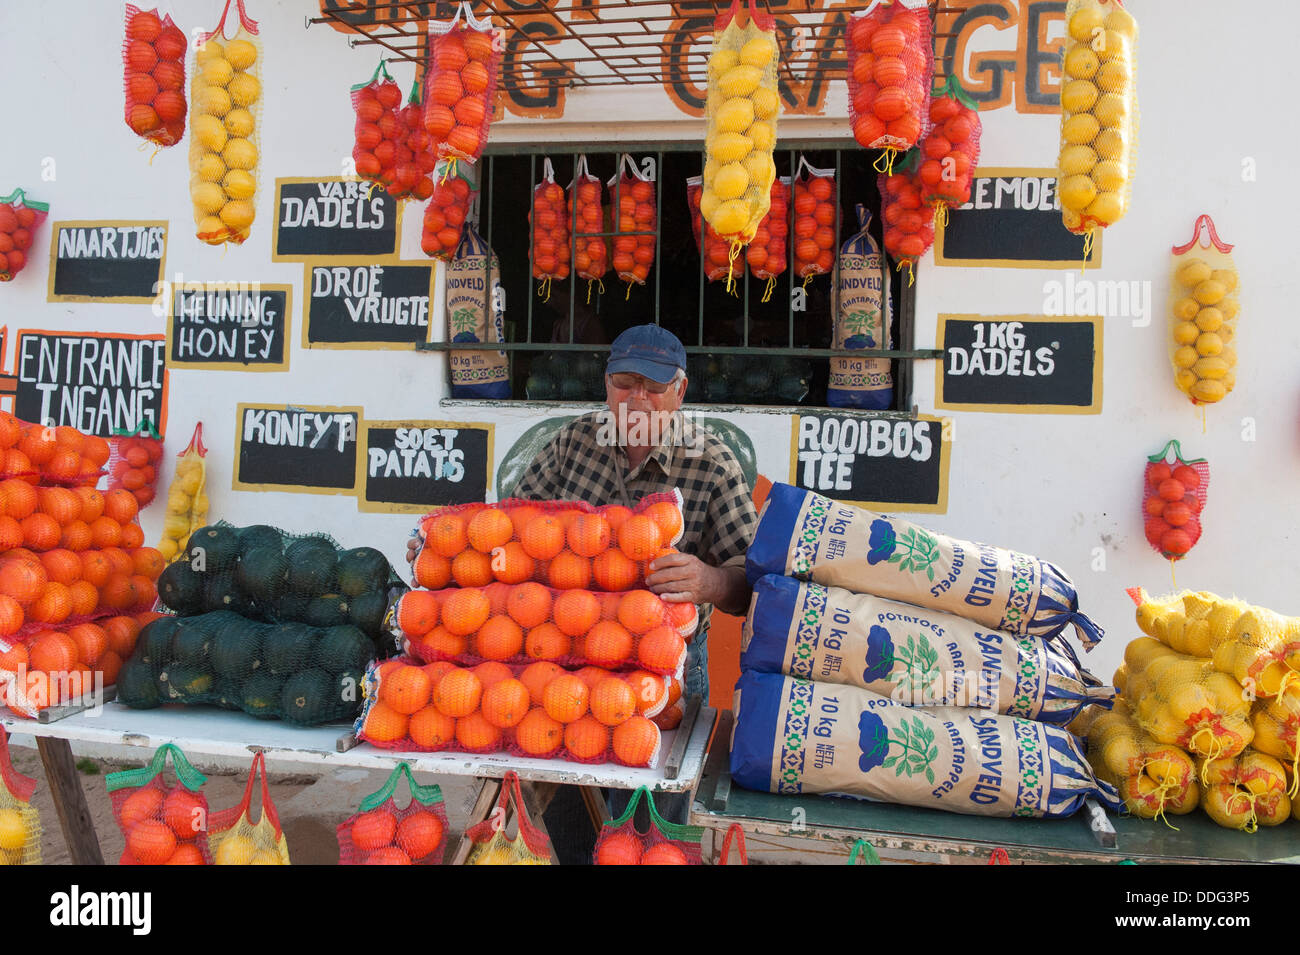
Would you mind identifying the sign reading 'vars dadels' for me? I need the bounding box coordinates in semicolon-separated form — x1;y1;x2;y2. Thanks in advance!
272;178;397;260
14;331;167;437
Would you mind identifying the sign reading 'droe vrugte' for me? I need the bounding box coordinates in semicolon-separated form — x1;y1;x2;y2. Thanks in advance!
305;264;432;348
358;420;493;513
790;413;950;513
48;220;167;303
167;282;291;371
234;403;361;494
272;178;398;260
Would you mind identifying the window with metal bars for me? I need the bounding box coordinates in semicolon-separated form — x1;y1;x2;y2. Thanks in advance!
426;140;931;409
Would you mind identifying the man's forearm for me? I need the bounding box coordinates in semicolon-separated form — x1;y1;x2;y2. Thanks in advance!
710;564;752;617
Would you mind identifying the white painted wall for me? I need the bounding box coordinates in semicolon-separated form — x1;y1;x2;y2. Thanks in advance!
0;0;1295;687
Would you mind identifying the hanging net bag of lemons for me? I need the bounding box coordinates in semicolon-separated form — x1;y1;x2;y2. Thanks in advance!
208;751;290;865
1169;214;1239;415
701;0;780;293
189;0;261;246
158;423;208;563
1055;0;1137;262
0;727;41;865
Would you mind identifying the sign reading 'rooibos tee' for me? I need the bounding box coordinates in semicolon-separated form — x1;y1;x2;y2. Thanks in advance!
272;178;397;259
306;264;432;347
234;403;361;494
789;412;950;513
358;420;493;513
48;220;167;302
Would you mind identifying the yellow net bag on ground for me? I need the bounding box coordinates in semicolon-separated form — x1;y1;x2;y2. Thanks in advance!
463;770;552;864
1078;699;1198;823
0;728;40;864
207;752;290;865
1197;749;1289;831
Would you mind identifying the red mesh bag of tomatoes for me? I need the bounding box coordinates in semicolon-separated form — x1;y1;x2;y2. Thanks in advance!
122;6;188;148
106;743;212;866
846;0;931;169
1142;439;1208;568
530;157;570;301
793;158;836;284
687;175;743;285
593;786;704;865
350;62;404;194
746;175;789;301
879;149;933;285
420;161;473;261
424;1;500;170
0;190;48;282
337;763;448;866
608;155;656;296
108;422;163;509
570;155;610;299
919;75;981;228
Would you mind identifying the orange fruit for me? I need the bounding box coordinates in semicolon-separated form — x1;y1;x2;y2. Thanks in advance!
542;673;589;723
97;650;123;687
618;515;661;561
524;622;570;661
640;842;688;865
433;668;483;718
68;580;98;618
425;513;469;558
396;811;444;861
451;549;494;587
666;601;698;636
103;548;135;578
381;664;433;715
127;818;177;865
602;505;633;534
519;661;564;705
423;660;457;686
119;786;164;831
165;843;206;865
363;700;409;743
0;413;18;450
29;582;72;624
45;449;81;482
637;625;686;672
470;660;513;690
163;789;206;839
595;830;642;865
0;556;46;605
612;716;660;767
618;590;666;634
455;711;502;751
592;548;640;592
102;489;139;525
553;589;600;637
38;548;80;585
82;436;111;468
466;508;513;554
120;524;145;550
520;515;565;561
491;541;535;585
441;588;490;636
481;678;530;729
37;486;80;524
18;429;56;466
351;808;398;850
419;625;468;659
565;714;612;760
413;549;453;590
67;623;108;667
408;704;457;749
396;590;441;638
365;847;412;865
547;550;591;590
52;426;83;452
473;615;524;661
652;701;684;730
514;707;563;756
507;504;543;538
506;581;551;629
130;574;157;609
644;501;684;546
79;551;112;589
625;670;669;714
100;574;137;612
72;487;105;522
567;514;611;558
131;547;167;580
0;516;20;551
21;513;61;550
0;480;35;519
590;676;638;726
59;520;92;552
0;594;22;636
0;641;27;673
2;449;34;481
89;516;123;549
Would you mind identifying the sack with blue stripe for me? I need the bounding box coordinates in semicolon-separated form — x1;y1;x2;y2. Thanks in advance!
829;204;892;409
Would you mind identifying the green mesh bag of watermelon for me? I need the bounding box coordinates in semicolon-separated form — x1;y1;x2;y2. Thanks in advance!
337;762;448;865
593;786;704;865
106;743;211;865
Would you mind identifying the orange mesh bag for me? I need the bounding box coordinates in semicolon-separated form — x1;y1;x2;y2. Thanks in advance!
358;657;665;766
570;155;609;300
687;175;743;285
1196;749;1289;831
920;75;981;228
608;154;656;296
398;582;689;675
530;157;570;300
122;5;188;148
464;770;552;864
593;785;703;865
845;0;931;169
792;157;836;284
746;176;789;302
337;762;448;865
207;751;290;865
0;190;49;282
1140;440;1207;568
108;421;164;511
425;1;499;170
2;418;107;487
420;161;473;261
189;0;261;246
107;743;211;865
1169;215;1239;410
1076;699;1199;824
0;727;41;864
350;61;403;194
879;149;933;285
401;81;436;202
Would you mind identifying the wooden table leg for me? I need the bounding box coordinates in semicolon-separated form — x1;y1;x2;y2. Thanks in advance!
578;785;610;830
448;776;501;866
35;736;103;866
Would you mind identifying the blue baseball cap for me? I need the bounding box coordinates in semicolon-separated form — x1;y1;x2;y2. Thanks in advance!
606;325;688;384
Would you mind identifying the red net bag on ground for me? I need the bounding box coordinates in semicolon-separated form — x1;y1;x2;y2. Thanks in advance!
420;161;473;261
425;1;499;170
207;751;290;865
1142;439;1208;568
350;61;403;193
358;657;665;766
746;176;789;301
108;421;163;510
0;190;49;282
570;155;609;299
593;786;704;864
879;149;933;285
106;743;211;865
688;175;743;285
531;157;570;300
609;154;656;295
464;770;553;864
412;492;688;594
122;5;188;148
397;582;692;674
920;75;981;228
0;727;41;864
792;157;836;284
337;762;448;865
845;0;932;168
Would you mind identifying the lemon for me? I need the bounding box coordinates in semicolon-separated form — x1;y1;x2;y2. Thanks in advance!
227;71;261;107
163;514;191;539
1176;259;1211;288
751;86;779;120
1084;190;1123;225
1058;174;1096;212
0;809;25;851
1174;369;1197;394
197;84;232;117
739;35;775;68
0;847;21;865
203;57;235;88
1069;8;1104;42
197;215;226;240
157;538;178;561
1064;45;1099;79
193;114;228;152
743;152;775;190
1193;279;1226;305
1104;7;1138;38
223;169;257;200
1172;321;1199;346
191;181;226;215
1061;79;1098;114
223;137;258;170
1059;144;1097;176
194;493;210;515
220;200;256;231
719;65;762;98
196;152;227;182
699;190;721;221
1062;112;1100;145
1193;356;1229;379
710;198;751;236
1222;369;1236;393
225;37;258;70
1090;159;1126;191
709;49;740;76
1095;30;1129;63
703;157;719;183
706;90;723;117
1219;344;1237;367
715;97;754;134
1211;268;1238;293
710;131;753;163
1218;297;1240;321
1190;378;1226;403
1195;332;1223;357
1062;208;1083;232
250;849;283;865
713;162;749;201
1194;307;1223;332
1092;127;1126;159
1096;59;1130;93
215;833;257;865
1173;345;1198;370
1092;92;1128;127
746;119;775;152
196;39;226;64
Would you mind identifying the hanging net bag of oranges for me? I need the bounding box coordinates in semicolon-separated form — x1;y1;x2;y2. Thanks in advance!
845;0;932;173
570;155;609;302
0;727;41;865
401;80;436;201
122;5;188;149
421;160;473;261
108;421;163;511
792;157;836;285
1169;214;1238;413
337;762;448;865
158;423;207;563
424;1;499;175
747;176;789;302
593;785;704;864
608;154;656;298
350;60;403;196
879;149;933;285
701;0;779;291
189;0;261;246
207;751;290;865
530;157;570;301
0;189;49;282
1141;439;1207;574
919;75;981;229
464;770;552;865
107;742;212;865
687;174;743;286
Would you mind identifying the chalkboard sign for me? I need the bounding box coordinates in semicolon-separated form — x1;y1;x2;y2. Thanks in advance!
789;413;950;513
47;221;167;303
14;331;167;437
233;403;362;495
304;263;433;349
167;282;291;371
935;314;1102;414
272;178;399;261
357;419;494;514
933;168;1101;269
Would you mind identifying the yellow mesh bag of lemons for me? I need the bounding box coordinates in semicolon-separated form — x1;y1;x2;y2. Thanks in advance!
1168;219;1240;406
210;812;290;865
0;731;41;866
157;427;209;563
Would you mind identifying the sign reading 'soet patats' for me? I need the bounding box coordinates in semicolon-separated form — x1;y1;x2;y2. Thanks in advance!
357;419;493;514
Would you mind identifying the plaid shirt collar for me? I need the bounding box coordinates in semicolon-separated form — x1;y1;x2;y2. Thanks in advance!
619;410;683;481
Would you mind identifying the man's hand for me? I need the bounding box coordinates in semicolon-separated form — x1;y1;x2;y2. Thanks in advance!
644;552;750;616
405;529;423;568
